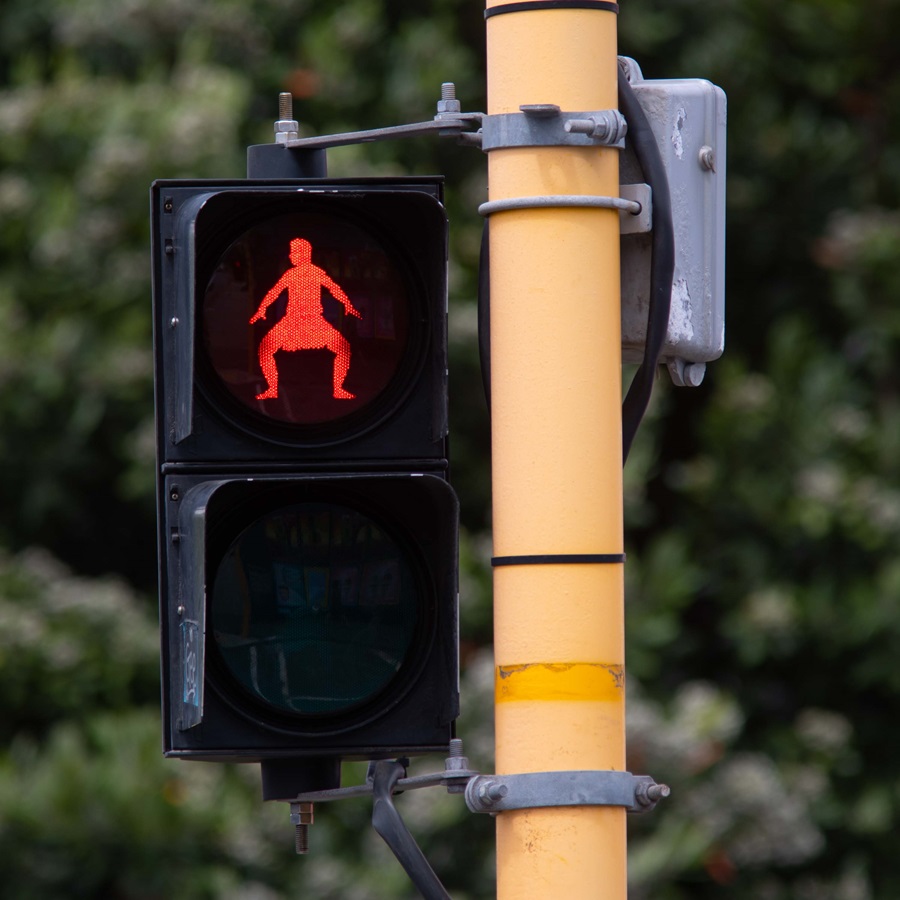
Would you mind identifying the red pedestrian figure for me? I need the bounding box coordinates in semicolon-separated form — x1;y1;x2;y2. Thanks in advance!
249;238;362;400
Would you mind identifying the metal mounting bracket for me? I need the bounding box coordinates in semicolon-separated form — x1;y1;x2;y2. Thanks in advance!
277;83;651;235
481;105;627;150
287;765;479;803
284;113;484;151
283;106;629;155
620;183;652;234
465;770;669;815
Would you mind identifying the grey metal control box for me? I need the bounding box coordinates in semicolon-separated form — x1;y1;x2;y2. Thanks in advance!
618;57;727;385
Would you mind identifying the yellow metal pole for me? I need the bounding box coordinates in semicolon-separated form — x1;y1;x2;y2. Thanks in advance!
485;2;626;897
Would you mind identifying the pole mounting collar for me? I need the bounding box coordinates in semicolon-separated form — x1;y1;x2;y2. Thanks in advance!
465;770;670;814
482;107;627;151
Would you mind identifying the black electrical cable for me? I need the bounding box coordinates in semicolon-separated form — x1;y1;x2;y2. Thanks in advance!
618;66;675;463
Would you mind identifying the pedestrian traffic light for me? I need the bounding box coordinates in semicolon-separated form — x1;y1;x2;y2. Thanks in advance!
151;178;458;791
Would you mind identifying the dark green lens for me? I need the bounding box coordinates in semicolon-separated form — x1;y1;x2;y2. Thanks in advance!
211;502;417;716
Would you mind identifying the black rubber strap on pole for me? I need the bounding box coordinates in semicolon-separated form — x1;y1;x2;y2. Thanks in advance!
492;553;626;567
485;0;618;18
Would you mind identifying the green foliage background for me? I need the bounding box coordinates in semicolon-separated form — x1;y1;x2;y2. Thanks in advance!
1;0;898;896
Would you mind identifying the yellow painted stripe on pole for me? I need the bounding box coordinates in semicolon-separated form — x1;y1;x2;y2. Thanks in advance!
496;662;624;703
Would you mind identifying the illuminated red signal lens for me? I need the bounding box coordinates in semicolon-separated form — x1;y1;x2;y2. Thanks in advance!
202;212;411;427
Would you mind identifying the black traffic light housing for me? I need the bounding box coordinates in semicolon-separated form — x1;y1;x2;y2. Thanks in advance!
152;178;459;782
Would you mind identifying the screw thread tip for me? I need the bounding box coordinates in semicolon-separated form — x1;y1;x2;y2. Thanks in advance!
279;92;293;120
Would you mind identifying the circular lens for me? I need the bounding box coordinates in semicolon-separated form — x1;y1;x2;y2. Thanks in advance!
201;211;411;427
210;501;419;717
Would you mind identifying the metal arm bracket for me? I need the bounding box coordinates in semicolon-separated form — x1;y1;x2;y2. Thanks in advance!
282;106;628;153
284;113;484;151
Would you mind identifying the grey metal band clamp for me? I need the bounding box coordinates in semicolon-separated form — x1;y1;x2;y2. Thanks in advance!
482;106;627;150
478;194;641;217
465;770;670;814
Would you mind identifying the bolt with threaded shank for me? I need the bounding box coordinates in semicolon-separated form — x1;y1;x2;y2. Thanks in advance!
444;738;471;794
274;92;299;144
279;92;293;120
436;82;461;116
290;801;314;855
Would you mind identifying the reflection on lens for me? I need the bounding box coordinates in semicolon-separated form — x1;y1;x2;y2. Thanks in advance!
210;502;418;716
